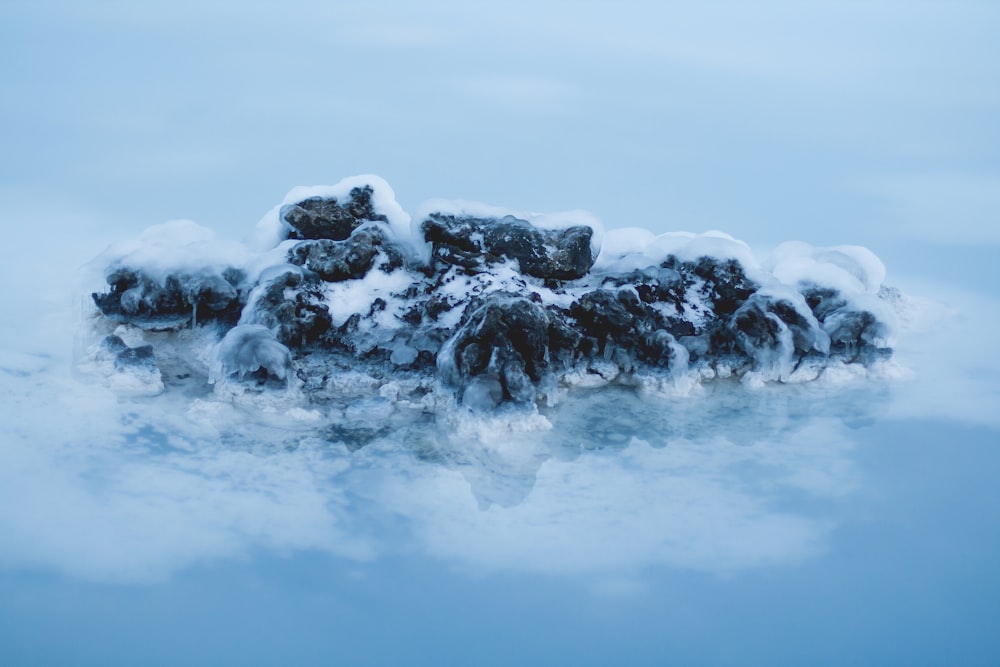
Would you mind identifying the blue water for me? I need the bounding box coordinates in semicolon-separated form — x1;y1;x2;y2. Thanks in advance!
1;415;997;666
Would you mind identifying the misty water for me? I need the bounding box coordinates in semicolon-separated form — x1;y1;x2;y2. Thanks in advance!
3;1;999;665
1;247;998;665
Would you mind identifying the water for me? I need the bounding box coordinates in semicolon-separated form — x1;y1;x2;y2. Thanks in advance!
1;419;998;666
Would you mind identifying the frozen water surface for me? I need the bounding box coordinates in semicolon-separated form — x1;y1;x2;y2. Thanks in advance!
2;1;999;665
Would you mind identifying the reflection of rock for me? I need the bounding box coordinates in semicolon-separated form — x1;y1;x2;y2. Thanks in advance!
324;422;390;452
457;446;549;510
375;385;883;575
84;334;165;395
99;334;159;374
376;393;868;575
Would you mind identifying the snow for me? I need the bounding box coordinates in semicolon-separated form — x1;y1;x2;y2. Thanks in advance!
86;219;254;289
594;229;761;278
767;241;886;294
322;265;414;328
593;227;657;271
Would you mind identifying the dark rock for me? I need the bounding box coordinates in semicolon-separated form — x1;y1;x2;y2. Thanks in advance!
801;286;847;320
766;298;821;355
546;310;583;366
288;224;403;282
603;266;683;305
420;213;595;280
281;185;389;241
824;309;888;363
92;268;243;330
87;177;898;409
663;255;758;316
571;289;643;349
245;271;332;349
724;298;785;361
801;285;891;364
636;330;682;368
440;294;560;405
568;289;685;369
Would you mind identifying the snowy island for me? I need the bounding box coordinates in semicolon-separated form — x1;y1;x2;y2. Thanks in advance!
81;175;896;414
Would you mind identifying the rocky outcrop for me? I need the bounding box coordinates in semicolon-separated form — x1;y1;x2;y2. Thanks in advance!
87;176;896;410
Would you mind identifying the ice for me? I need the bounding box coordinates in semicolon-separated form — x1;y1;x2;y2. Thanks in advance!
389;340;418;366
209;324;292;385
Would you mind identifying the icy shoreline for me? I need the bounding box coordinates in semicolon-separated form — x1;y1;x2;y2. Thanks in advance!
80;174;898;416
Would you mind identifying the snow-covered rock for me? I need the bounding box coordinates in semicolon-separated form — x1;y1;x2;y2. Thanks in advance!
84;175;897;416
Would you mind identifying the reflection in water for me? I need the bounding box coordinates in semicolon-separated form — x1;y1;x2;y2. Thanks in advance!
0;339;892;583
371;381;888;577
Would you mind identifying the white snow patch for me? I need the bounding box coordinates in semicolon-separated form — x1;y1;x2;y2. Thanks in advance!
767;241;886;294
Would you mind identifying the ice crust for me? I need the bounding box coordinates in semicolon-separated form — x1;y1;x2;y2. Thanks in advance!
83;174;898;425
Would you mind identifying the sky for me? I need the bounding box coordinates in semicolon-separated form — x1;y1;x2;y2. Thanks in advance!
2;0;999;273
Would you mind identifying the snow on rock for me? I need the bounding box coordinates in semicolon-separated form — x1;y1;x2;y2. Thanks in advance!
83;175;898;423
247;175;411;253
